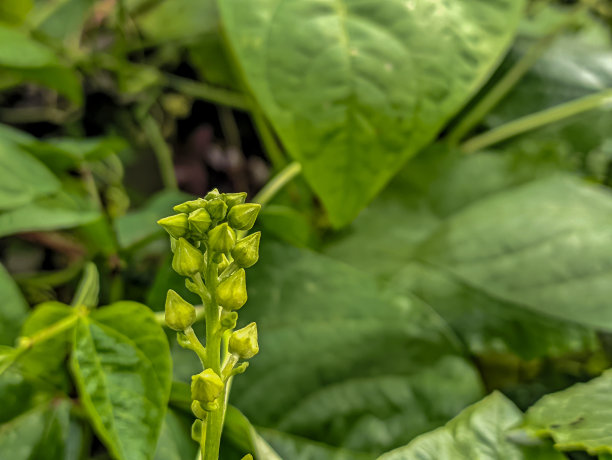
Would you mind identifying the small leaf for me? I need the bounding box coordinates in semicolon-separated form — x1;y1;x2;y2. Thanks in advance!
0;262;29;346
71;302;172;460
378;392;564;460
523;369;612;455
0;139;61;211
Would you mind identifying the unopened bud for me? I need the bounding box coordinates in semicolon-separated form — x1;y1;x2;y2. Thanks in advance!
231;232;261;268
220;310;238;329
188;208;212;236
204;188;221;200
165;290;196;331
157;214;189;239
191;419;203;441
229;322;259;359
208;223;236;254
227;204;260;231
205;198;228;221
173;198;206;214
216;269;247;310
172;238;204;276
223;192;247;209
241;455;254;460
191;369;224;407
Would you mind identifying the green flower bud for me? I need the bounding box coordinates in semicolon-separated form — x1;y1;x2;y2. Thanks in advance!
172;238;204;276
191;369;224;406
220;310;238;330
208;223;236;254
204;188;221;200
241;455;254;460
223;192;247;209
227;203;261;231
188;208;212;236
173;198;206;214
205;198;228;221
231;232;261;268
191;419;203;442
191;400;208;419
157;213;189;239
229;322;259;359
165;289;196;331
176;331;191;349
216;269;247;310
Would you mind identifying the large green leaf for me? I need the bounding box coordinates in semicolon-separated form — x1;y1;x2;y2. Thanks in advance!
0;399;73;460
0;25;81;103
153;409;198;460
378;392;564;460
417;175;612;331
523;369;612;455
71;302;172;460
19;302;74;388
0;139;60;211
324;147;595;358
231;241;483;458
0;190;100;237
219;0;525;226
0;263;29;346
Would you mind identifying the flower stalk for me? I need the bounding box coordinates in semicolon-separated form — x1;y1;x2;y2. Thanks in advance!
158;189;261;460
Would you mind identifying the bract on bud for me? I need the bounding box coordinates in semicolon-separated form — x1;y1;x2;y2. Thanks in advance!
191;400;208;419
229;322;259;359
188;208;212;236
173;198;206;214
191;419;203;442
220;310;238;329
227;203;261;231
176;331;191;349
208;223;236;254
205;198;228;221
191;369;224;407
165;290;196;331
217;253;231;273
157;213;189;239
172;238;203;276
223;192;247;209
231;232;261;268
216;269;247;310
204;188;221;200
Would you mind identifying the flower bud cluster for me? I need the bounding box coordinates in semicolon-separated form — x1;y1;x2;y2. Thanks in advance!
158;189;262;421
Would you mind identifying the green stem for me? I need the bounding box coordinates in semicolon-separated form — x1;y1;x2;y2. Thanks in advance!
251;108;286;169
461;89;612;154
253;162;302;206
200;258;224;460
165;75;250;111
141;115;178;190
447;5;584;144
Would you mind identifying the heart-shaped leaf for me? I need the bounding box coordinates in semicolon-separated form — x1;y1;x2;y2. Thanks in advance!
219;0;525;226
71;301;172;460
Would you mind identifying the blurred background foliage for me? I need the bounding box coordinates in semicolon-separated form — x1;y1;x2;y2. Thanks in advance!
1;0;612;459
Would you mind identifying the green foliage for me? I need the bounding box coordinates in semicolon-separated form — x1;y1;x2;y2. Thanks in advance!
219;0;525;226
378;392;564;460
71;302;172;460
1;0;612;459
524;369;612;455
